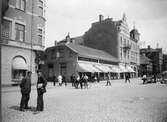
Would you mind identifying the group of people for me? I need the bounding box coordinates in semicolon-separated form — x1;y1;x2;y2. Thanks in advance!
142;74;157;84
71;73;89;89
19;70;47;112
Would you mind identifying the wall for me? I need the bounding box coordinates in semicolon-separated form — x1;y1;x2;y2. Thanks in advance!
84;21;119;58
45;46;78;81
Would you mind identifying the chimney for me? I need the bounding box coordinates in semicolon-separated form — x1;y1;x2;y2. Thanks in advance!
148;45;151;50
99;14;104;22
55;40;57;46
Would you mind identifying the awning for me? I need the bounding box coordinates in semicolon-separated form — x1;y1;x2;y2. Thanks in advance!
93;64;112;72
119;65;128;73
12;57;28;70
76;62;101;72
109;65;122;73
126;65;135;72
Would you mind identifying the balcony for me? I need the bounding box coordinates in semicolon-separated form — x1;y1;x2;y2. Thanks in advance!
123;44;131;52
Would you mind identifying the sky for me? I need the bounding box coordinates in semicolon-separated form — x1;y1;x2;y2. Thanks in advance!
45;0;167;53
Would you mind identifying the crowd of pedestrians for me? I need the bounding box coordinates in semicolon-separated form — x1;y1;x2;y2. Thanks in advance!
18;71;134;113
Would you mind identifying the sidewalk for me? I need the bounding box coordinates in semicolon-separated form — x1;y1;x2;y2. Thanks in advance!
1;78;142;93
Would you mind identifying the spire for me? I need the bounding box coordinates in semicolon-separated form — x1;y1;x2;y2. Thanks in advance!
66;32;71;43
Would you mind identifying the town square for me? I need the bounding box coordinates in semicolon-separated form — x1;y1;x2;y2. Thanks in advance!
1;0;167;122
2;79;167;122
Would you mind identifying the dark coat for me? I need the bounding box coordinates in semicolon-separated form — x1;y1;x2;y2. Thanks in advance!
37;76;47;94
20;77;31;94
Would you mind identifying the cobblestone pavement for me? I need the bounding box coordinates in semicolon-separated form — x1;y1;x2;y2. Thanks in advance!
2;78;167;122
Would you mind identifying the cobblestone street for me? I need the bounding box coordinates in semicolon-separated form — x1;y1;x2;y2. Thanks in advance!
2;79;167;122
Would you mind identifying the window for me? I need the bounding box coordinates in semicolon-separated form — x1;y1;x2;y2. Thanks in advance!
38;29;42;45
39;0;43;6
58;47;65;58
69;51;73;57
15;23;25;41
16;0;26;11
48;64;54;78
1;19;12;39
39;6;43;17
38;0;44;17
60;63;67;76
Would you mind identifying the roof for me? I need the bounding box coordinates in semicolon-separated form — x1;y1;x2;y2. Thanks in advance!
66;43;119;63
71;36;84;43
140;55;151;64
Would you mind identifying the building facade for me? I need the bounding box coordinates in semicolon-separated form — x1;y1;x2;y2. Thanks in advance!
44;43;121;82
162;54;167;72
1;0;46;85
139;55;152;77
83;14;140;78
140;46;163;75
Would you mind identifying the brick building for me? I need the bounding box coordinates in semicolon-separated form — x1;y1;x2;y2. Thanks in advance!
1;0;46;85
140;46;163;75
83;14;140;78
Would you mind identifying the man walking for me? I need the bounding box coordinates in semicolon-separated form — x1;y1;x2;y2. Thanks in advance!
83;74;88;89
19;71;32;111
106;72;111;86
36;71;47;112
125;73;130;83
53;74;57;86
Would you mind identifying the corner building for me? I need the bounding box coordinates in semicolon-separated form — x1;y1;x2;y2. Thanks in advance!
1;0;46;85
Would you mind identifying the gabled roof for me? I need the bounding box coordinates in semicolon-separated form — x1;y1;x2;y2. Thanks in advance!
66;43;119;63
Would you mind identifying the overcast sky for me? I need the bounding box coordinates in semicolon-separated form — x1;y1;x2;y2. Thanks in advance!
45;0;167;53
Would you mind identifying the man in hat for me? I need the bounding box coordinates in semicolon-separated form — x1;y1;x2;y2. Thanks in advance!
20;71;32;111
36;70;47;111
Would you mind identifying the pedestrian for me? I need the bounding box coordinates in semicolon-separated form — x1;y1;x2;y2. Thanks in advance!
97;75;100;83
80;74;84;89
36;71;47;112
106;72;111;86
83;74;88;89
75;74;80;89
142;74;147;84
19;71;32;112
125;73;130;83
71;74;75;87
94;75;97;83
153;74;157;83
58;75;62;86
62;75;67;86
53;74;57;86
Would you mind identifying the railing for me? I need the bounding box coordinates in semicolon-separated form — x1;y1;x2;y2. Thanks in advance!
123;44;131;51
